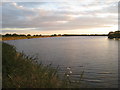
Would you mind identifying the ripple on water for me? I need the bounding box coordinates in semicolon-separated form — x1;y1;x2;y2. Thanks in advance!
97;72;113;74
85;79;102;83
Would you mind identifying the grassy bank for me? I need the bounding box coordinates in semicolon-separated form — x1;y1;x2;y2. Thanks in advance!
2;43;84;88
2;43;64;88
0;35;61;41
2;36;29;41
2;36;61;41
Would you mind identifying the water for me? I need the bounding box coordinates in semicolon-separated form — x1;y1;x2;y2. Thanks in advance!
4;36;118;88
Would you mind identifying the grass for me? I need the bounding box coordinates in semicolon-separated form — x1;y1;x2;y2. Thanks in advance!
2;42;84;88
1;36;61;41
2;42;62;88
2;36;44;41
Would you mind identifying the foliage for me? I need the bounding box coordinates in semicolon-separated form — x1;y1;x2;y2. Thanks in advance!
2;43;84;88
2;43;61;88
108;31;120;39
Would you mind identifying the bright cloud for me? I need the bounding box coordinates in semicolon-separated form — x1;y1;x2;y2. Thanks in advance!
1;0;119;34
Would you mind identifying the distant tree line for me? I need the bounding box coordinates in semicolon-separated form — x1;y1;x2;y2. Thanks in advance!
51;34;61;36
3;33;117;37
108;31;120;39
2;33;42;37
2;33;62;37
62;34;108;36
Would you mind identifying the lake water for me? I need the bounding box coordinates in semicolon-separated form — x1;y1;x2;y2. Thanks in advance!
5;36;118;88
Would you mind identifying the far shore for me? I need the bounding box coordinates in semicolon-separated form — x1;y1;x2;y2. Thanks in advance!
1;36;62;41
1;34;109;41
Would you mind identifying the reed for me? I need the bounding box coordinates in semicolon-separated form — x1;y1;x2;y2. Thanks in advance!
2;42;84;88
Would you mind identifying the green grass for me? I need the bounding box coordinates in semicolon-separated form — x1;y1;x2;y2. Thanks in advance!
2;42;84;88
2;43;63;88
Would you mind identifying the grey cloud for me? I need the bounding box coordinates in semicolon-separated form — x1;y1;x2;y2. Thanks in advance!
2;2;118;31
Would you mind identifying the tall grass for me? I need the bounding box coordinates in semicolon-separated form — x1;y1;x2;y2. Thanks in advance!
2;43;62;88
2;42;84;88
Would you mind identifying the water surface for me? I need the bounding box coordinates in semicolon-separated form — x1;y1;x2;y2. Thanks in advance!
5;36;118;88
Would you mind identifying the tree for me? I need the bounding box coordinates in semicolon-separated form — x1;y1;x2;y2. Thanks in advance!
27;34;31;36
12;33;18;36
5;33;12;37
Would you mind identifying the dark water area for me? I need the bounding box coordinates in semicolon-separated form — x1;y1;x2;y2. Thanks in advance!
4;36;118;88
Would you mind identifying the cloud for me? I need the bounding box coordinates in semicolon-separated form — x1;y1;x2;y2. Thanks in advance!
1;1;118;33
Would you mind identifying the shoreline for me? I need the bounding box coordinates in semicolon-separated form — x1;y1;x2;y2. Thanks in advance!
3;42;84;88
1;36;61;41
1;35;109;41
2;42;68;88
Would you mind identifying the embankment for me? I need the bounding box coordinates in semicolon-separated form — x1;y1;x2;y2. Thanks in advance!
2;43;62;88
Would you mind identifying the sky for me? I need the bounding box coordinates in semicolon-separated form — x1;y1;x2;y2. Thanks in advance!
1;0;119;35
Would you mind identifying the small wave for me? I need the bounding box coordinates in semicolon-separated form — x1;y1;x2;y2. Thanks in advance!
85;79;102;83
97;72;113;74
